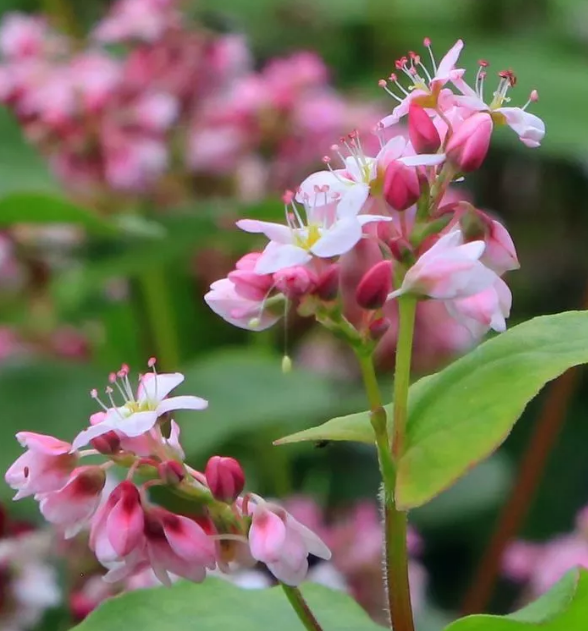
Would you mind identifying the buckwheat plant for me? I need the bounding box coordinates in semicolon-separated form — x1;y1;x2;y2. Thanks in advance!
6;37;588;631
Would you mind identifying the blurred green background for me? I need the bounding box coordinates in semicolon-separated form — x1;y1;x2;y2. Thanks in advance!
0;0;587;627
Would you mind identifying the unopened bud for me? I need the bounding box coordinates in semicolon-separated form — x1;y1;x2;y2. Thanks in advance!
458;202;489;241
273;266;316;298
356;260;393;310
446;112;493;172
90;430;121;455
314;264;340;301
383;161;420;211
369;317;391;341
158;460;185;485
408;103;441;154
205;456;245;503
389;237;413;263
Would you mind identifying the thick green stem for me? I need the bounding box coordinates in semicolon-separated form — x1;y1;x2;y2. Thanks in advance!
138;269;181;372
392;296;417;461
281;584;324;631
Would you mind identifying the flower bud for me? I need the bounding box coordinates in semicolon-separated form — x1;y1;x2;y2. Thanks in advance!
369;317;391;341
356;260;393;310
273;266;316;299
205;456;245;503
383;161;420;211
314;264;339;301
389;237;413;264
446;112;493;172
408;103;441;154
158;460;185;485
90;431;121;455
228;252;273;301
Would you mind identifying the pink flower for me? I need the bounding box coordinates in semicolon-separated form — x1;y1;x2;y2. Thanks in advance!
273;266;317;298
453;68;544;147
228;253;274;301
205;456;245;503
247;498;331;586
356;260;393;310
132;92;179;132
5;432;78;500
238;193;390;274
69;52;122;113
408;103;441;154
379;39;464;127
93;0;180;43
445;276;512;336
383;160;421;211
446;112;493;172
0;13;52;59
72;364;208;450
90;481;145;562
389;230;497;301
37;466;106;538
104;136;168;192
204;277;282;331
481;219;520;275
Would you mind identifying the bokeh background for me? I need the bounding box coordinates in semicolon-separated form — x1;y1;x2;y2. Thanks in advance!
0;0;587;629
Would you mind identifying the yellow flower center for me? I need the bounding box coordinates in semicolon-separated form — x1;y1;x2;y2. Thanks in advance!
293;224;322;250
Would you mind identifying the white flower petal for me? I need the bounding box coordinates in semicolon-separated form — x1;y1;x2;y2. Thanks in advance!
117;411;159;437
157;395;208;415
138;373;184;404
399;153;446;167
336;184;370;218
236;219;293;244
310;218;362;258
255;243;312;274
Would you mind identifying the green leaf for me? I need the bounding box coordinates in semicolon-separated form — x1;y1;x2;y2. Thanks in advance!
0;193;117;235
73;577;382;631
277;312;588;509
177;348;356;458
445;568;588;630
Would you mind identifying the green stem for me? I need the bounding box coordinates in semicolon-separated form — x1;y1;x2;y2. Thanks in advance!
138;269;181;372
392;296;417;461
281;584;324;631
356;349;415;631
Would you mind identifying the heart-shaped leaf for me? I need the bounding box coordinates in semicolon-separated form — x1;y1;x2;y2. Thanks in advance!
445;568;588;630
277;312;588;509
73;578;383;631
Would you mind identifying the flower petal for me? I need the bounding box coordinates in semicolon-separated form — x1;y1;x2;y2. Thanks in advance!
255;242;312;274
137;373;184;404
72;421;117;451
156;395;208;416
435;39;464;81
296;170;352;204
497;107;545;148
117;411;159;437
236;219;293;244
310;218;362;258
336;184;370;218
399;153;446;167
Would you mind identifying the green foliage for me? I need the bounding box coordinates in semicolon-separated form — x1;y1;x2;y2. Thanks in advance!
73;578;383;631
178;348;355;459
445;568;588;630
277;312;588;509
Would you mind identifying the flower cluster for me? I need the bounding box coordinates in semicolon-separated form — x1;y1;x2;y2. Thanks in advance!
503;505;588;600
0;505;60;631
0;3;382;206
206;39;543;348
5;361;331;588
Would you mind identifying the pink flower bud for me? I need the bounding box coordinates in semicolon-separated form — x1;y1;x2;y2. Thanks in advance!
228;252;273;301
273;266;316;299
408;103;441;154
369;317;391;341
90;430;121;455
205;456;245;503
356;260;393;310
158;460;185;485
314;264;339;301
446;112;493;172
383;161;420;211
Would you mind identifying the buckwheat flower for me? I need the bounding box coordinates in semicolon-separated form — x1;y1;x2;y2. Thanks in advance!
0;13;51;60
247;497;331;586
453;66;544;147
238;191;391;274
5;432;78;500
72;362;208;450
378;39;464;127
297;135;444;215
445;276;512;336
204;277;283;331
388;230;497;301
37;465;106;538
